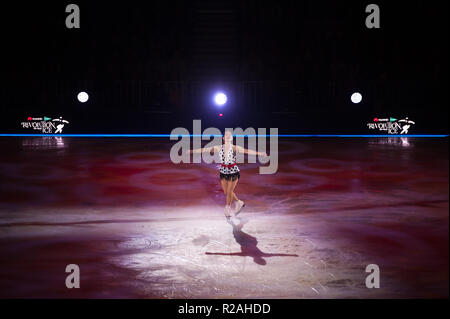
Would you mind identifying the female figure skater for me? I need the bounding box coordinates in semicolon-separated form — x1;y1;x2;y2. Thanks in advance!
189;130;267;218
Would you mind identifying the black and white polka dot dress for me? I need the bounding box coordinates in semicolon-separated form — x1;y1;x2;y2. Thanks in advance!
219;144;240;178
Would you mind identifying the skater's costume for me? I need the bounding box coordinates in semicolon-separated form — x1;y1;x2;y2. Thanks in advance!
219;144;240;181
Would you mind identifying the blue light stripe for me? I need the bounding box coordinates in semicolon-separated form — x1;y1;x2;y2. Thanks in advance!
0;134;448;138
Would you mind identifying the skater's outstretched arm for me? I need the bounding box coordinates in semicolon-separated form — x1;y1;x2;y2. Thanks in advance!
189;145;220;154
234;145;267;157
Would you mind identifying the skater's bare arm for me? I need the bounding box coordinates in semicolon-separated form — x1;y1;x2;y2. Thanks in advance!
234;145;267;157
189;145;220;154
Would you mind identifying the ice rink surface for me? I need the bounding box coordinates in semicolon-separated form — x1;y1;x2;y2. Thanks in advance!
0;137;448;298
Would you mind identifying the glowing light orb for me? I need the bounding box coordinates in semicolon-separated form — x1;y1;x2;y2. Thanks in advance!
214;92;227;106
77;92;89;103
351;92;362;104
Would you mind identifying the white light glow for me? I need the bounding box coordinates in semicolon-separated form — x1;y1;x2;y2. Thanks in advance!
77;92;89;103
214;92;227;106
351;92;362;104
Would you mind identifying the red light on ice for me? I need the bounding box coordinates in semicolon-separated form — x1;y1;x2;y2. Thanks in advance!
219;113;223;117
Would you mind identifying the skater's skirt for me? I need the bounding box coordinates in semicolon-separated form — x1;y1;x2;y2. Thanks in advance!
219;172;240;181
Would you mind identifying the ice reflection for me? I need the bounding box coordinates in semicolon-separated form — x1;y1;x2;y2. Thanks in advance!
21;137;66;150
400;137;410;147
367;137;413;149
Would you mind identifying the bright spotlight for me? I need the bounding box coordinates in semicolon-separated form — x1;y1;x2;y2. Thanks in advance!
351;92;362;104
214;92;227;106
77;91;89;103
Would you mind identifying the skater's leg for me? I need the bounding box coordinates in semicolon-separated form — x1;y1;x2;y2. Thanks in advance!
221;178;232;217
229;177;245;214
227;179;239;207
220;178;228;196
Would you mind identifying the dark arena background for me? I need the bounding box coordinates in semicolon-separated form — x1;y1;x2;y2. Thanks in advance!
0;0;448;303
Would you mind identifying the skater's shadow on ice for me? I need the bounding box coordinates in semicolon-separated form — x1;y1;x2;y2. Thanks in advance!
205;216;298;265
